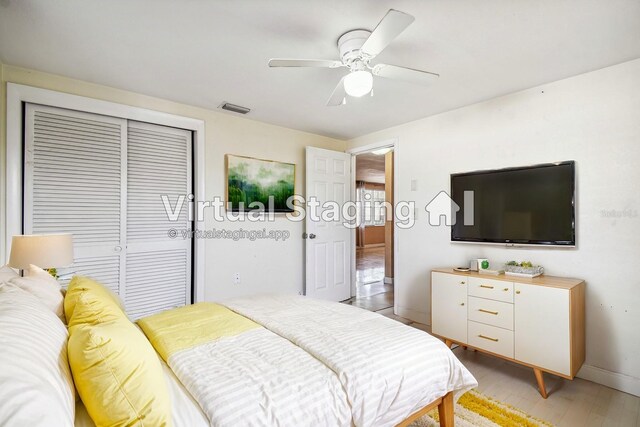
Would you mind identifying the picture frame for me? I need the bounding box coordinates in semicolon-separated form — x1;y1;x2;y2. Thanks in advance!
225;154;296;212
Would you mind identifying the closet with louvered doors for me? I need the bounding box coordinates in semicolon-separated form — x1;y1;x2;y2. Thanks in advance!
23;103;192;319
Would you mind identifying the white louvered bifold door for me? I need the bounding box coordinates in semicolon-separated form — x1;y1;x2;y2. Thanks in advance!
125;121;192;319
24;104;127;293
24;105;193;319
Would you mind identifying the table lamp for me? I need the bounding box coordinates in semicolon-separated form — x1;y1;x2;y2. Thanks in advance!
8;234;74;278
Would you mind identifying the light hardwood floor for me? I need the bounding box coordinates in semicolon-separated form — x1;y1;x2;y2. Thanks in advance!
355;246;386;288
344;246;393;311
375;308;640;426
452;346;640;426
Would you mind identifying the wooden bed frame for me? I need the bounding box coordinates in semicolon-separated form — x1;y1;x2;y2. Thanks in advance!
396;391;454;427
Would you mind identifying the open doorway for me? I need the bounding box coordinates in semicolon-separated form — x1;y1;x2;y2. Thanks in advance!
346;148;394;311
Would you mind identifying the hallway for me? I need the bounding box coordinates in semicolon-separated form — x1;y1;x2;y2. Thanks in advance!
344;246;393;311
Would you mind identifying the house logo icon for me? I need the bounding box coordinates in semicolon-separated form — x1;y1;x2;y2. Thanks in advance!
425;190;475;226
425;191;460;226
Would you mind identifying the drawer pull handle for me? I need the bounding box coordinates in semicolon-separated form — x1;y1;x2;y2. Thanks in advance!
478;309;499;315
478;334;499;342
503;288;509;291
460;281;466;285
480;285;494;289
516;290;521;294
460;303;465;306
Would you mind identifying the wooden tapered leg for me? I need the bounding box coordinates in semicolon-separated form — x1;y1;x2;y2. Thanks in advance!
445;339;453;348
533;368;548;399
438;392;454;427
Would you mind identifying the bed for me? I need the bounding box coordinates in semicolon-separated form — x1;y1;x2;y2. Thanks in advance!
0;276;477;427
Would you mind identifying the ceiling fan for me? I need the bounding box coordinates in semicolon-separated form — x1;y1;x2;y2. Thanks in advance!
268;9;439;106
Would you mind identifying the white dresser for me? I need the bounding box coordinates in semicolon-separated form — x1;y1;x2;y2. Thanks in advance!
431;268;585;398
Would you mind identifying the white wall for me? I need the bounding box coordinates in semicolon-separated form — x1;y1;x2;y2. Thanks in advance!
0;62;5;265
0;64;346;301
349;59;640;394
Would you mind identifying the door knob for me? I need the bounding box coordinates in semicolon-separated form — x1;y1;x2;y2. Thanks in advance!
309;234;316;239
114;246;122;252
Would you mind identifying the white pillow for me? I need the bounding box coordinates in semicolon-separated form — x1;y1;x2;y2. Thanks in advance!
0;284;75;426
8;264;65;322
0;264;18;283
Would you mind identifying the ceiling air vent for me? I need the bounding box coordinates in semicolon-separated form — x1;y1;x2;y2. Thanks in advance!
219;102;250;114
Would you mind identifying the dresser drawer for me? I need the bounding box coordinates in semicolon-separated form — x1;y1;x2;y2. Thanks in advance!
468;321;514;358
468;296;514;330
468;277;513;303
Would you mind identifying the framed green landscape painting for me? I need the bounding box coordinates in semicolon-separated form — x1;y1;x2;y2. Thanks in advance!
225;154;296;212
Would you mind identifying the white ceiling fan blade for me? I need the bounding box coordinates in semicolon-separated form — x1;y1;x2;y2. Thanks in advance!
326;77;347;106
372;64;439;85
360;9;415;58
269;59;343;68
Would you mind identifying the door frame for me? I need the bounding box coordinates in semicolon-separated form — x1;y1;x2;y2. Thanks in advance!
4;83;206;303
347;138;399;312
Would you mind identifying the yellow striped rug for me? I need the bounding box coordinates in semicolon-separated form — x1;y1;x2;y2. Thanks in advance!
412;390;552;427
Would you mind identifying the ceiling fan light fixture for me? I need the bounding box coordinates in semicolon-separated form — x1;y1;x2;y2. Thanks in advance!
344;70;373;97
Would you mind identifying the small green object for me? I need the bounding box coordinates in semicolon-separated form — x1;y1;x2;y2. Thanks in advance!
47;268;59;280
481;260;489;269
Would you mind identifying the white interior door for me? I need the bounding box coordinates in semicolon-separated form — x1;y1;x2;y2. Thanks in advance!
305;147;351;301
24;104;193;320
125;121;192;319
24;104;127;293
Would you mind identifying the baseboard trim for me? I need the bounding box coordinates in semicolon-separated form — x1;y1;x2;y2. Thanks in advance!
361;243;385;248
577;364;640;397
396;306;429;325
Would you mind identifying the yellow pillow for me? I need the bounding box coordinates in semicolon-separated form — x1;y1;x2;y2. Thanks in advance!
67;293;172;427
64;276;124;325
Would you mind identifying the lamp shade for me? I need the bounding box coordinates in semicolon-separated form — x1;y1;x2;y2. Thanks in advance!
344;70;373;97
8;234;74;270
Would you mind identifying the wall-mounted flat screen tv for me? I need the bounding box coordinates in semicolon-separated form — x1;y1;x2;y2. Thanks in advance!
451;161;575;246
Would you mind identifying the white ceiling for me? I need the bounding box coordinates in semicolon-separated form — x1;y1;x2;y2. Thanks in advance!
1;1;639;140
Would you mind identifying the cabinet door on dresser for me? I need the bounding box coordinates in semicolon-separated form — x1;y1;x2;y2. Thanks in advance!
514;283;571;376
431;272;468;343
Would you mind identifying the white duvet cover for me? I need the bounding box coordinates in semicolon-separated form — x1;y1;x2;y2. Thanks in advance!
165;327;352;427
224;295;478;427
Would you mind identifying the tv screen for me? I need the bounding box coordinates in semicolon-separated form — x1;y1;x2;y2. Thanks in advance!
451;161;575;246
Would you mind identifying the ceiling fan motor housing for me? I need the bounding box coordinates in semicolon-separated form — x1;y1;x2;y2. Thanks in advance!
337;30;372;66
